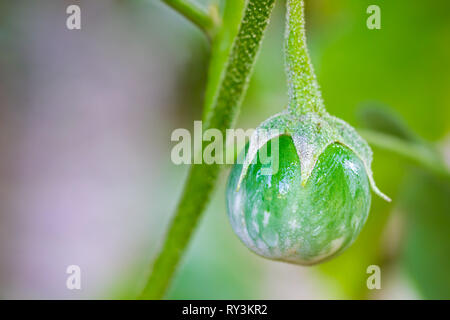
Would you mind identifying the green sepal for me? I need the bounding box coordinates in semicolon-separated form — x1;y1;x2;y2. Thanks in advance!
237;110;390;202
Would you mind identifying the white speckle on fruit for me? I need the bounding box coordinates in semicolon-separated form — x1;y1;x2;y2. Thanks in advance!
343;159;358;174
289;218;300;230
232;192;243;219
253;220;260;233
311;225;321;236
329;237;345;254
263;211;270;226
251;206;258;217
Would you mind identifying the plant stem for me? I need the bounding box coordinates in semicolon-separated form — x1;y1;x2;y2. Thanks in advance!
162;0;218;37
360;129;450;182
202;0;246;121
140;0;276;299
285;0;325;115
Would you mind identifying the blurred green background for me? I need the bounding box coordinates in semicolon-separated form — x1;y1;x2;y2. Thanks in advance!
0;0;448;299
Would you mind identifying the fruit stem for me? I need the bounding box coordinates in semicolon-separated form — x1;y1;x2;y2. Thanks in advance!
285;0;325;115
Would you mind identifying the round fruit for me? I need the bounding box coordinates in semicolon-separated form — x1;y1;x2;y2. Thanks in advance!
226;135;371;265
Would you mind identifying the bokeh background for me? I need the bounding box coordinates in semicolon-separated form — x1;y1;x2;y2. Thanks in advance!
0;0;449;299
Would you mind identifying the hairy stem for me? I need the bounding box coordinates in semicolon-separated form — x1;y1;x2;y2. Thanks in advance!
140;0;276;299
202;0;246;121
285;0;325;115
162;0;218;37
